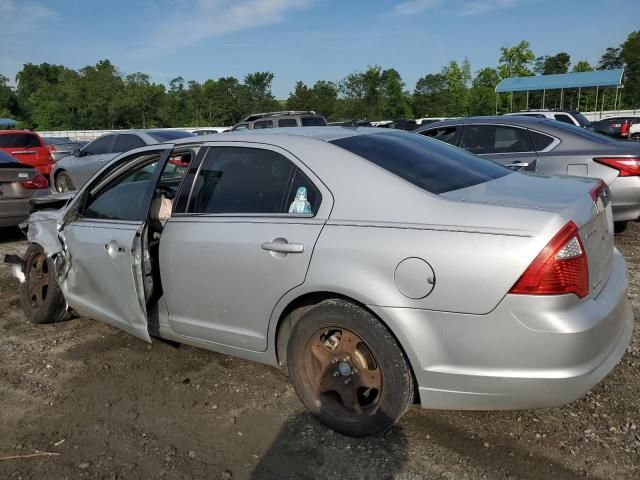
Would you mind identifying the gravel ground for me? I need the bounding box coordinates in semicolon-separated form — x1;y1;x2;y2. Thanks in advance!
0;224;638;480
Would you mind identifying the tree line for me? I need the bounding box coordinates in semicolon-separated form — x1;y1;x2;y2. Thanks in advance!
0;31;638;130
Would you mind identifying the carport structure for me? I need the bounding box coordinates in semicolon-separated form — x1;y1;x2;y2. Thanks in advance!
495;69;625;114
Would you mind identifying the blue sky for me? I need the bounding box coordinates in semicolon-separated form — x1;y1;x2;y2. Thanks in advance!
1;0;636;98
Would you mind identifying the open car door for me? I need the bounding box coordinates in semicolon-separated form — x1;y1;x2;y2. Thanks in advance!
59;145;174;342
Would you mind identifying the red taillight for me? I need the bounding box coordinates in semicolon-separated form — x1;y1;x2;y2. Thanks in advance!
620;121;631;137
20;175;49;190
510;221;589;299
594;157;640;176
589;180;607;203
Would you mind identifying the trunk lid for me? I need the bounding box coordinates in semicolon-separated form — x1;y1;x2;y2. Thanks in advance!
441;171;614;298
0;165;39;200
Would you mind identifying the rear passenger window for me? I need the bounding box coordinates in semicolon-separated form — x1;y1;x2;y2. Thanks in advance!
253;120;273;129
301;117;327;127
113;134;146;153
554;114;575;125
419;126;460;146
187;147;321;215
530;130;555;151
461;125;532;154
278;118;298;127
84;135;114;155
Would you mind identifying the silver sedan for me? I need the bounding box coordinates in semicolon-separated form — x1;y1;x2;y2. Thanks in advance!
9;128;633;436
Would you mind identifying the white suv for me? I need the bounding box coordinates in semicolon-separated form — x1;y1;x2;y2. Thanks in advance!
504;109;593;130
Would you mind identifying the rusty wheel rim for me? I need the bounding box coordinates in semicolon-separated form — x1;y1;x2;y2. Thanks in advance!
28;252;49;310
302;327;382;420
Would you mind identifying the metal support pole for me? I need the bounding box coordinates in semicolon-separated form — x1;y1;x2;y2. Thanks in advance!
577;87;581;110
614;86;619;113
594;86;599;115
495;92;499;115
560;88;564;109
510;92;514;112
542;89;546;109
526;90;529;110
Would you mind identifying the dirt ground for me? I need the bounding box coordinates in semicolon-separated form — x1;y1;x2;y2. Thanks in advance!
0;224;638;480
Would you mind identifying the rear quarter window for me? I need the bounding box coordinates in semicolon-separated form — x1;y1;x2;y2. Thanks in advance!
331;131;510;195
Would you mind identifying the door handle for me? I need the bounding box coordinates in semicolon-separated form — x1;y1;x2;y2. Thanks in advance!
506;162;530;168
261;241;304;254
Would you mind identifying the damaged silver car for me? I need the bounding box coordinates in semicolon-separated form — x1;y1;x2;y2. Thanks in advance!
8;128;633;436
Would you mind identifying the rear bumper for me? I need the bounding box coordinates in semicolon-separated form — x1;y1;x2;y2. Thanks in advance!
610;176;640;222
371;249;633;410
0;189;49;227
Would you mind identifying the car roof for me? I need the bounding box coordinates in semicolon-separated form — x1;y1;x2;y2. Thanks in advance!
0;129;40;135
415;115;551;130
171;126;405;145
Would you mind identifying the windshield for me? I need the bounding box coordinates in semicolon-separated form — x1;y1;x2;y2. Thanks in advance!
331;131;511;195
572;112;592;127
43;137;73;144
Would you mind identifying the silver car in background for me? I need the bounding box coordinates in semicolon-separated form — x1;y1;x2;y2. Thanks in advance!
415;116;640;231
41;136;86;163
11;128;632;436
50;129;195;192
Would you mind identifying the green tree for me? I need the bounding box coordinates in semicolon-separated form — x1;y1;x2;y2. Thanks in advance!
469;67;500;115
498;41;535;78
444;59;472;116
0;74;19;119
380;68;412;118
244;71;279;113
572;60;593;72
621;31;640;108
287;81;314;111
598;47;624;70
309;80;338;119
412;73;448;117
534;52;571;74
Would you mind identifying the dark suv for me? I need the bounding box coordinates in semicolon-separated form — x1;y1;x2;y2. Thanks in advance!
231;111;327;131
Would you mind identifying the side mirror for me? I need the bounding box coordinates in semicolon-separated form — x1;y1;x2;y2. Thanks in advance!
72;148;81;157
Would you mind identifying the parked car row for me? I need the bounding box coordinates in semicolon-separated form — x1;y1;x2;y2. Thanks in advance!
416;116;640;231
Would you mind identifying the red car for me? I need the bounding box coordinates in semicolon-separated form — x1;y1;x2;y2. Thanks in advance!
0;130;54;176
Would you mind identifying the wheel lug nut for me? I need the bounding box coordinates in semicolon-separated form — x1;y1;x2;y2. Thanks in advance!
331;358;337;364
333;371;339;377
343;357;349;362
344;378;351;385
352;369;358;375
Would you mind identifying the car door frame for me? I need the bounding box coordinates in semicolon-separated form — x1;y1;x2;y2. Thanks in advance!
158;140;334;352
59;143;176;342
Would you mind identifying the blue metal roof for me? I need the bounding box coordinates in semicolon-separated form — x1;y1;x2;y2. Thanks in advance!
495;69;624;93
0;118;17;127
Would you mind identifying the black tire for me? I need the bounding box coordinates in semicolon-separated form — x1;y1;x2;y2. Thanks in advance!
287;299;414;436
19;243;70;324
614;221;628;234
55;171;75;193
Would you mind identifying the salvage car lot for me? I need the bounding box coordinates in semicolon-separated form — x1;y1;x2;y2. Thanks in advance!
0;225;638;479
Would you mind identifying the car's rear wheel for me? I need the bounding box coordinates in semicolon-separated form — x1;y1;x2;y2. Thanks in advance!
287;299;414;436
614;221;628;234
55;171;75;193
19;244;70;324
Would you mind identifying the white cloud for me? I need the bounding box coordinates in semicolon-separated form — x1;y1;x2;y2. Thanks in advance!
392;0;520;16
393;0;442;15
460;0;518;15
135;0;311;56
0;0;54;19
